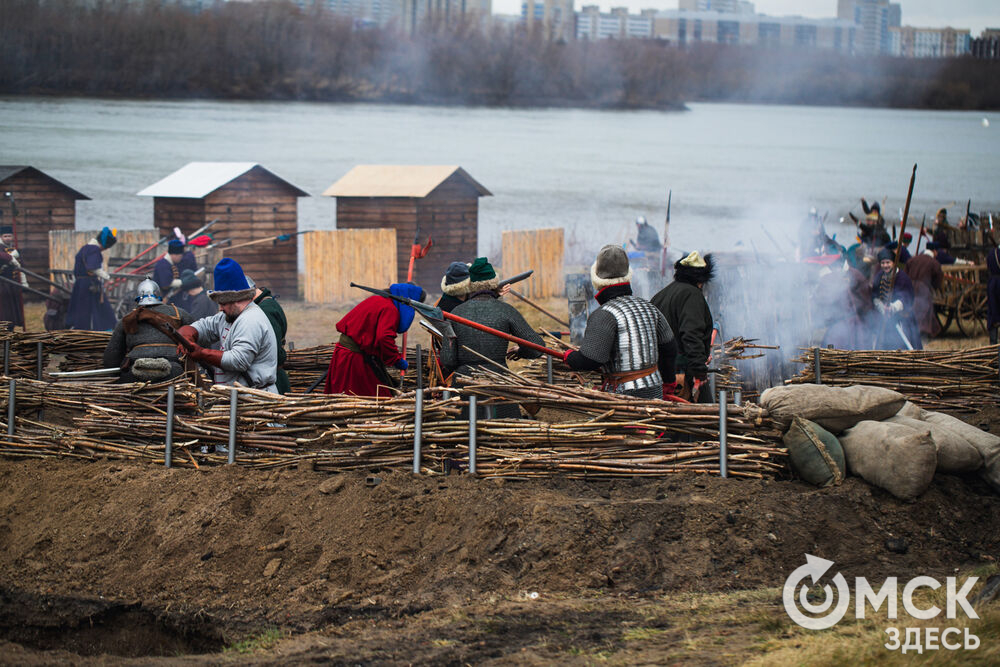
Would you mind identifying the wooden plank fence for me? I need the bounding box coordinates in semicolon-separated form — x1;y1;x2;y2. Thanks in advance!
49;230;160;276
303;229;397;304
501;228;564;299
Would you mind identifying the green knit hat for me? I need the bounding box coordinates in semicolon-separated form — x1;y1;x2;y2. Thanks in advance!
468;257;499;292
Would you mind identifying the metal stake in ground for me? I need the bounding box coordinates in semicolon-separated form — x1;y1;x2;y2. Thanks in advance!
7;377;14;436
228;387;238;464
468;394;477;475
165;383;175;468
718;390;728;478
413;344;423;474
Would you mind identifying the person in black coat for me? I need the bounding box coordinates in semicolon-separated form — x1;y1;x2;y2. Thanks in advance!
651;251;715;401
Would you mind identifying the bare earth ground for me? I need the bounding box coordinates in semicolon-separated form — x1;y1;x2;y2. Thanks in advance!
2;298;999;664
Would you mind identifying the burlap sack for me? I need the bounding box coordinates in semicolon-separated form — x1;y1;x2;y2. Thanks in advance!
887;414;982;474
783;417;846;487
839;420;937;500
921;411;1000;491
760;384;906;434
894;401;928;420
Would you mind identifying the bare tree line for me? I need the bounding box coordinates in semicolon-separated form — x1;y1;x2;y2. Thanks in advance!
1;0;997;109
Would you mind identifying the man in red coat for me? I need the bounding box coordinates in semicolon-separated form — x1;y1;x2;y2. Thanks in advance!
324;283;425;397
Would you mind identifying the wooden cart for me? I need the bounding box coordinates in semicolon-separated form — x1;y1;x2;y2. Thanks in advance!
934;264;987;337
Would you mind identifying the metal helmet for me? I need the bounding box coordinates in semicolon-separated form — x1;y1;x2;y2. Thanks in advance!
635;215;647;225
135;278;162;306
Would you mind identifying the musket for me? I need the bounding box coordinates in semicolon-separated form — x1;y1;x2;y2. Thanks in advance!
510;288;570;328
225;230;311;252
50;367;122;378
497;270;533;289
351;283;565;359
0;274;65;301
873;164;917;350
915;214;927;254
17;267;72;295
3;192;21;251
115;219;219;277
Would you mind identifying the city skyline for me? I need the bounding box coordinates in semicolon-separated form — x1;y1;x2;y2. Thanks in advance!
492;0;999;35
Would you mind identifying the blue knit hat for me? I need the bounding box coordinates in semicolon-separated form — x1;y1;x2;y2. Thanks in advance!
167;239;185;255
209;258;256;304
389;283;424;333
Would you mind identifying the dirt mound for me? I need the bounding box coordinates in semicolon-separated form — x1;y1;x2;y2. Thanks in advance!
1;457;998;650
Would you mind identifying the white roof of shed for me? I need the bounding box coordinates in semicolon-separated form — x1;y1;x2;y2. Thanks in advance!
323;165;491;198
137;162;308;198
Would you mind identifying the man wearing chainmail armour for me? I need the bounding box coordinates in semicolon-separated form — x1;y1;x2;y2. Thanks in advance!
103;278;194;383
440;257;544;417
562;245;676;400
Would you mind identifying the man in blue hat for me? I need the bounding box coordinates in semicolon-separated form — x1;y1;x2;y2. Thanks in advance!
177;258;279;392
153;239;198;294
67;226;117;330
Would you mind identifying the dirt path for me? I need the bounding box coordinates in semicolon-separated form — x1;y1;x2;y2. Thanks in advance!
0;457;997;663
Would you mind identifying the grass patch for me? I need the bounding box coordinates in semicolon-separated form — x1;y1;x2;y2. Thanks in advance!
224;627;286;654
622;626;667;641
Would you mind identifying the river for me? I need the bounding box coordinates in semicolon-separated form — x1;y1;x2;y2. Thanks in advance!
1;97;997;265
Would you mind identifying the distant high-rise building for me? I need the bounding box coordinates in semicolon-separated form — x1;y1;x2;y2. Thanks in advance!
650;9;855;52
522;0;574;41
678;0;753;14
889;26;971;57
836;0;899;54
400;0;493;32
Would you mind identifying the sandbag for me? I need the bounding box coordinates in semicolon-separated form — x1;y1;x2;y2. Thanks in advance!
895;401;928;420
783;417;846;487
922;411;1000;491
887;415;982;474
839;420;937;500
760;384;906;434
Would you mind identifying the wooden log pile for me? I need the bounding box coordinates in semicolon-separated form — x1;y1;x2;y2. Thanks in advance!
0;375;788;479
787;345;1000;413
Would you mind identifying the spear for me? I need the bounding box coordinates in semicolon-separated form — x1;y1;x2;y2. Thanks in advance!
660;189;671;276
351;283;565;359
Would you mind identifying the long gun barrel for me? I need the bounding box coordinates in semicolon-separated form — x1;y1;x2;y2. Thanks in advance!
351;283;565;359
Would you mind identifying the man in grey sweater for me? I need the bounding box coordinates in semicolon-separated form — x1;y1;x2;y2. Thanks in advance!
178;258;278;393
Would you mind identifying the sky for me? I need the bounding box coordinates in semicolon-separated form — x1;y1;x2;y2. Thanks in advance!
492;0;1000;36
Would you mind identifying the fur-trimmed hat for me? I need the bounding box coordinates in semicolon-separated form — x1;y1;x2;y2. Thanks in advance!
180;269;202;291
591;245;632;291
441;261;471;297
167;239;185;255
209;258;256;304
877;247;895;263
672;251;714;285
0;226;12;235
468;257;499;293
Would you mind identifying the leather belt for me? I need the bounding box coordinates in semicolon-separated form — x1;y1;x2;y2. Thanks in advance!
602;365;657;388
337;333;362;354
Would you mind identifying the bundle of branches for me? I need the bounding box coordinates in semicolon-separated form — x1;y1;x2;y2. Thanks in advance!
0;328;112;377
284;343;336;390
0;376;207;426
788;346;1000;413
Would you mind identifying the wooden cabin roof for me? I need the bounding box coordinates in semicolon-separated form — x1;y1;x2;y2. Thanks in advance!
0;166;91;200
323;166;492;198
137;162;308;199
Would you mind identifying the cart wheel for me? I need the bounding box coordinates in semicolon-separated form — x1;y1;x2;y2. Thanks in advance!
956;286;988;337
934;304;953;334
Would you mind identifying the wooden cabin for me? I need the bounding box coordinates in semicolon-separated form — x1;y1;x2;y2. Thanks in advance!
0;166;90;282
138;162;307;299
323;166;492;288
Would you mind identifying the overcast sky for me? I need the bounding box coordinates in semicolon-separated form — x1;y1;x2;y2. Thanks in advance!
493;1;999;35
